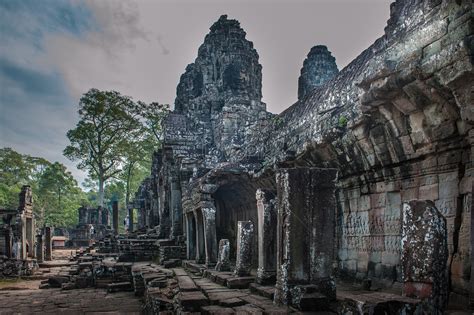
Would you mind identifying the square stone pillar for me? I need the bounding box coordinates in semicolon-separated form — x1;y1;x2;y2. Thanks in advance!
471;182;474;308
186;212;196;260
36;233;44;263
215;239;230;271
4;227;12;258
256;189;277;284
201;202;217;267
234;221;254;276
170;177;183;238
44;227;52;261
128;207;134;232
274;168;337;309
112;201;119;234
194;209;205;263
401;200;448;312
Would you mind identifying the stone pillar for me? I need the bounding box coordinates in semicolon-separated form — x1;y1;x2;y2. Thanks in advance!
36;233;43;263
44;227;52;261
471;183;474;308
215;239;230;271
201;203;217;267
401;200;448;312
20;215;27;259
4;227;12;258
170;177;182;238
78;207;87;225
234;221;254;276
112;201;119;234
97;207;102;226
186;212;196;260
274;168;337;309
26;217;34;257
256;189;277;284
194;210;205;263
128;207;134;232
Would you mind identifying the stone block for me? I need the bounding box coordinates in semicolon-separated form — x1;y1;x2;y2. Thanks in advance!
401;200;448;312
226;276;255;289
234;221;254;277
215;239;230;272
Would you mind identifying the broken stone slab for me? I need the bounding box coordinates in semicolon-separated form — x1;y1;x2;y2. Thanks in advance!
177;275;199;291
215;239;231;272
214;272;234;286
226;276;255;289
249;283;275;299
401;200;448;313
200;305;235;315
219;297;247;307
177;291;209;311
337;291;421;314
207;290;248;304
47;276;70;288
107;282;133;293
234;221;254;277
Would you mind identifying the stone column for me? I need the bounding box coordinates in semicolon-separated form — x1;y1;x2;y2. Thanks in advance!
274;168;337;309
186;212;196;260
471;183;474;308
97;207;102;226
194;210;205;263
44;227;52;261
128;207;134;232
36;233;44;263
215;239;230;271
234;221;254;276
256;189;277;284
112;201;119;234
20;215;27;259
170;176;183;238
201;203;217;267
4;227;12;258
401;200;448;313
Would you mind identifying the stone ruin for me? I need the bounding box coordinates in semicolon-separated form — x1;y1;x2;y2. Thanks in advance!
0;186;38;277
69;206;112;247
126;1;473;311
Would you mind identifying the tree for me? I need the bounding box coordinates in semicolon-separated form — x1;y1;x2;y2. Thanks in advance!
64;89;142;207
0;148;85;227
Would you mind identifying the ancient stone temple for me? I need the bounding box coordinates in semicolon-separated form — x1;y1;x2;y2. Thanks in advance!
129;2;473;312
0;186;38;276
69;206;111;247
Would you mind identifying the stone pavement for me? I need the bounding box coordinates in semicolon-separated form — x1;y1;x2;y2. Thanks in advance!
0;288;142;314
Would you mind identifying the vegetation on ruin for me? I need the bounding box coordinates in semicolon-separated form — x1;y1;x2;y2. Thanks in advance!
63;89;169;208
0;148;86;227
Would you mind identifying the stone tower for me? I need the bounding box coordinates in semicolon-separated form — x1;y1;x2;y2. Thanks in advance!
298;45;338;100
173;15;269;163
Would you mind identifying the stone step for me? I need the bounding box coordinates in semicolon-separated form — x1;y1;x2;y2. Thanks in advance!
177;275;199;291
177;291;209;311
107;281;134;293
226;276;255;289
249;283;275;299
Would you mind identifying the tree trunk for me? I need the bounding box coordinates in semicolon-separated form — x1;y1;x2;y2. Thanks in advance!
99;174;105;207
125;161;135;207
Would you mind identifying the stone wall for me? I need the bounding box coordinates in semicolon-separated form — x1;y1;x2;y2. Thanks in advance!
134;0;473;307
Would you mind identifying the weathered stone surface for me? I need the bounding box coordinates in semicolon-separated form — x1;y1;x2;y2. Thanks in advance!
215;239;230;271
256;189;277;285
234;221;254;277
401;200;448;312
298;45;338;100
274;168;337;309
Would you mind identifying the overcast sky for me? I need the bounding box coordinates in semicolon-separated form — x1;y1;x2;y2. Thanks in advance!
0;0;392;185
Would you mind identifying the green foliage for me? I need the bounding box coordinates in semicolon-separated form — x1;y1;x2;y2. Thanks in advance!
0;148;85;227
338;115;348;128
64;89;143;206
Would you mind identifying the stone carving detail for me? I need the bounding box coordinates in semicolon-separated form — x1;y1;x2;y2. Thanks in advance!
215;239;230;271
401;200;448;312
298;45;338;100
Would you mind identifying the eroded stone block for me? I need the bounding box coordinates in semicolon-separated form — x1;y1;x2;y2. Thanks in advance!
401;200;448;312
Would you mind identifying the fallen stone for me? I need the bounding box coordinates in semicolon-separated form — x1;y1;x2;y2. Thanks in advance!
201;305;235;314
177;291;209;311
219;297;246;307
226;276;255;289
177;275;198;291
